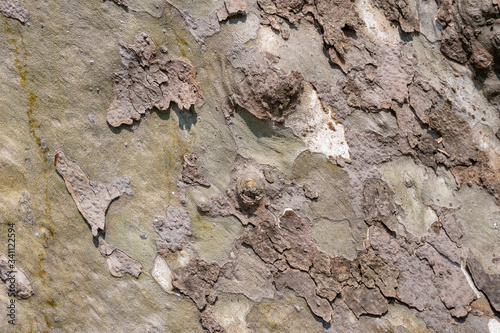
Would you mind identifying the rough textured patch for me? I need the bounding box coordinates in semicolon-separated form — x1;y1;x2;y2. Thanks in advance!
16;192;34;226
55;151;121;236
359;250;399;298
111;176;134;196
172;256;220;310
371;0;419;32
154;205;192;253
181;153;211;187
368;224;477;331
247;291;326;332
427;101;477;167
224;47;304;123
199;155;453;327
106;33;203;127
362;178;402;232
451;151;500;205
437;0;494;69
222;0;247;17
342;284;388;318
0;0;28;23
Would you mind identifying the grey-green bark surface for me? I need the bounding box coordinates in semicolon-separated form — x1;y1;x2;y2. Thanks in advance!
1;0;500;332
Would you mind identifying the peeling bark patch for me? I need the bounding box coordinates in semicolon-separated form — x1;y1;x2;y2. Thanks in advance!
342;285;388;318
362;178;402;232
98;237;142;278
172;258;220;310
342;42;414;109
151;255;173;293
468;255;500;312
111;176;133;196
451;151;500;205
151;207;223;332
239;209;394;321
17;192;34;226
217;248;275;302
55;151;120;237
224;48;304;123
181;153;210;187
225;47;350;158
0;0;28;23
176;0;247;48
106;33;203;127
55;151;142;278
435;0;500;104
0;254;34;299
217;0;247;21
201;154;479;330
371;0;420;33
369;224;477;331
238;66;303;122
171;255;224;332
437;0;495;69
275;269;334;321
200;155;311;226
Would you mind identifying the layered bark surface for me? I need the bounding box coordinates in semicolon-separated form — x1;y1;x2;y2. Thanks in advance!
1;0;500;332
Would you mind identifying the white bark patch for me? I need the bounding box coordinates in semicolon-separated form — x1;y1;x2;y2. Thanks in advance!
287;83;350;159
461;265;481;299
489;319;500;333
355;0;400;44
257;26;283;55
212;294;253;333
152;255;173;293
